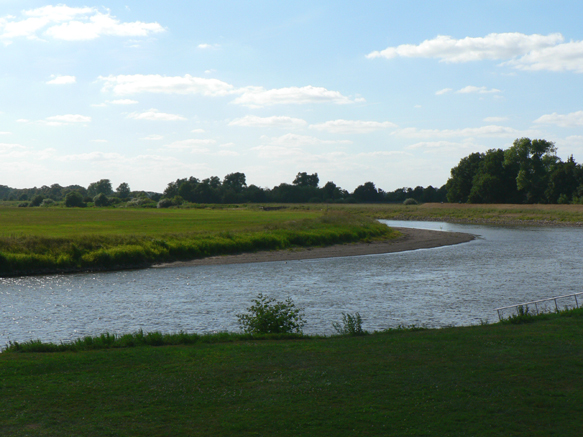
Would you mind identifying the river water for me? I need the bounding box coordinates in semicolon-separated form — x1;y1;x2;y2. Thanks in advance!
1;220;582;347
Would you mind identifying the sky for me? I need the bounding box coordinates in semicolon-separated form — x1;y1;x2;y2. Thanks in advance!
1;0;583;193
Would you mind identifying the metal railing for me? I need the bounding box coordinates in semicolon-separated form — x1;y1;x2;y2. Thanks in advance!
494;292;583;321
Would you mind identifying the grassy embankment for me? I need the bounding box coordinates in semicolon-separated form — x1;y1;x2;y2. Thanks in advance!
2;309;583;436
0;206;396;276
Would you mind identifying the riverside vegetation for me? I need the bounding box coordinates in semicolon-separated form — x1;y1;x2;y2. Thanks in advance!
0;207;397;276
2;305;583;436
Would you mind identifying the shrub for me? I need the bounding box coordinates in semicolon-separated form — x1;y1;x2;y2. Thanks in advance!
65;191;85;208
93;193;110;207
237;293;305;334
18;202;29;207
403;198;418;205
30;194;43;207
40;198;55;207
332;312;367;336
157;198;173;209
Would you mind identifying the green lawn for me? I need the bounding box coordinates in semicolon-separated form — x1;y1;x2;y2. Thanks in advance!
2;311;582;436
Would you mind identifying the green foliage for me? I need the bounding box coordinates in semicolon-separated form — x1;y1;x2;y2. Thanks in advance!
403;198;418;205
93;193;109;207
40;198;55;207
87;179;113;197
332;312;367;336
116;182;131;199
237;293;306;334
30;194;43;207
65;191;85;207
157;198;173;208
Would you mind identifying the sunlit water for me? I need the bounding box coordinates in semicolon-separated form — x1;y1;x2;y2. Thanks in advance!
2;220;582;347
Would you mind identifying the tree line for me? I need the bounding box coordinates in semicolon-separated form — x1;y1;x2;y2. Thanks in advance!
446;138;583;204
0;172;446;206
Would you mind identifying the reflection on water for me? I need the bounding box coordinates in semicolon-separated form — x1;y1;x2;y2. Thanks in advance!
2;220;583;346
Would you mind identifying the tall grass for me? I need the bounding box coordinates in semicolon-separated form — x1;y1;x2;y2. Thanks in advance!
0;212;397;276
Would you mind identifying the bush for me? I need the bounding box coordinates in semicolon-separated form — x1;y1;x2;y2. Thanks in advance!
157;198;173;209
332;312;367;336
18;202;29;207
65;191;85;208
40;198;55;207
403;198;418;205
93;193;110;207
30;194;43;207
237;293;305;334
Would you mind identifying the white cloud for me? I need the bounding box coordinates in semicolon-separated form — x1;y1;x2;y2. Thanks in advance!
229;115;307;129
0;131;11;135
198;43;219;49
564;135;583;146
141;134;163;140
367;33;563;62
435;88;452;95
0;142;25;152
46;75;76;85
127;109;186;121
261;133;352;147
162;139;216;152
191;129;205;133
484;116;508;122
309;119;397;134
99;74;235;96
44;114;91;125
232;85;360;107
16;119;29;123
395;125;520;138
110;99;138;105
216;150;239;157
503;41;583;73
406;139;478;153
57;151;125;162
456;86;501;94
0;5;164;44
534;110;583;127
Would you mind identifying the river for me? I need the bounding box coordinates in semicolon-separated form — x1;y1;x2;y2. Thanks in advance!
1;220;582;347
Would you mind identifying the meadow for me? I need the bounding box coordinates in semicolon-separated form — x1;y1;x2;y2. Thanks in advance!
2;309;583;436
0;206;395;276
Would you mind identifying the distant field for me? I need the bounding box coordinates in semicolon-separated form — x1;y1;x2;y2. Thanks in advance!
0;206;321;237
316;203;583;225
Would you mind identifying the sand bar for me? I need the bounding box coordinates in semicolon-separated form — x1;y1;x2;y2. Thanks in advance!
154;227;475;268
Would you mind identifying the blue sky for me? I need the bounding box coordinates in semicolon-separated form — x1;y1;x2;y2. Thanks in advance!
1;1;583;193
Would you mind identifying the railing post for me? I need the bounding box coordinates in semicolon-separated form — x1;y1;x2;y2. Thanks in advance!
535;302;538;314
575;294;579;308
554;298;558;312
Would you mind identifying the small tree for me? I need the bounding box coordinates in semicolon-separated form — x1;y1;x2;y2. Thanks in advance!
65;191;85;207
93;193;110;207
30;194;43;207
116;182;131;199
237;294;305;334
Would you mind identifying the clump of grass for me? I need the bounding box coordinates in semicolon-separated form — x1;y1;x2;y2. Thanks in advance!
3;330;309;353
332;312;367;336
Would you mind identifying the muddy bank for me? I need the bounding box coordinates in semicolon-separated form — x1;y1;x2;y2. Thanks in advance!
154;227;475;268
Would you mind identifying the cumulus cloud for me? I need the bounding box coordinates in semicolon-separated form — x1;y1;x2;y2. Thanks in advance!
127;109;186;121
232;85;361;107
99;74;235;96
0;5;164;44
456;86;501;94
435;88;452;95
406;139;478;153
368;32;583;74
534;110;583;127
0;131;11;135
197;43;219;49
261;133;352;147
366;32;563;62
309;119;397;134
46;75;76;84
229;115;307;129
44;114;91;125
110;99;138;105
395;125;520;138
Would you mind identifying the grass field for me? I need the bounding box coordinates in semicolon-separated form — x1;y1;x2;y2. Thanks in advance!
2;309;583;436
0;206;395;276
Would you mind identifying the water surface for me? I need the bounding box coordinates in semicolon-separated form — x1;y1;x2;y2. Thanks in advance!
1;220;581;346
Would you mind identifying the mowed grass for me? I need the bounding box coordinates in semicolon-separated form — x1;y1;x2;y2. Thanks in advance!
2;310;583;436
0;206;321;237
0;206;396;276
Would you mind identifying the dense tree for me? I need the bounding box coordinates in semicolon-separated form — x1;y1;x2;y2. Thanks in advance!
293;172;319;188
223;172;247;192
116;182;131;199
88;179;113;197
65;191;85;207
446;152;483;203
353;182;380;202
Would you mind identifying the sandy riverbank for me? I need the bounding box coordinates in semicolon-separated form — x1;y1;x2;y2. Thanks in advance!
154;227;475;268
